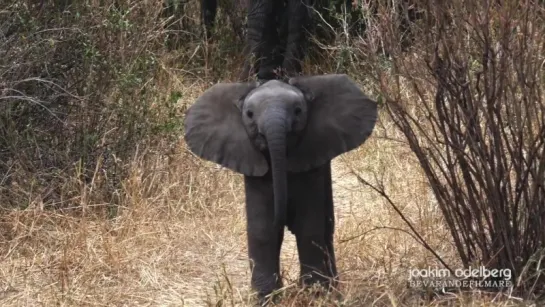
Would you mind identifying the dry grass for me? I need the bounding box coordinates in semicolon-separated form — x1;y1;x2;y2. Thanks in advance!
0;80;535;306
1;1;543;306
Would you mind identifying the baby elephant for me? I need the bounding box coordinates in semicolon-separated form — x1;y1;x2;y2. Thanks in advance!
184;74;377;303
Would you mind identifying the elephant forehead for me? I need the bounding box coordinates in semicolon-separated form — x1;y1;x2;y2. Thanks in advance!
246;83;302;104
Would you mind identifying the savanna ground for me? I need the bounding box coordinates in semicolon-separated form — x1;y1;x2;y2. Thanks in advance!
1;1;543;306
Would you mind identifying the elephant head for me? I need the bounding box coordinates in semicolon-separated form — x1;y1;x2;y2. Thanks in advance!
184;74;378;227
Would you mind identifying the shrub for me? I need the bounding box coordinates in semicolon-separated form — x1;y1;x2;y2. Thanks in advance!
346;0;545;297
0;1;188;211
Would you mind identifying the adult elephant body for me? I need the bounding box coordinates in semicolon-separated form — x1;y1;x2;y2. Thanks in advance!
201;0;347;80
201;0;422;78
245;0;309;80
184;74;378;303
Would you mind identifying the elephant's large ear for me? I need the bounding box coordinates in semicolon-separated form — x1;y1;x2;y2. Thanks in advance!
184;82;269;176
287;74;378;172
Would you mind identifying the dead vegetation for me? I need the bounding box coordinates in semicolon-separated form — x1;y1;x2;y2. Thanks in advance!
1;0;544;306
351;0;545;299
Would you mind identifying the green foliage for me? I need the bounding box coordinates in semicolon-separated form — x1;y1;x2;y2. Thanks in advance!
151;91;185;136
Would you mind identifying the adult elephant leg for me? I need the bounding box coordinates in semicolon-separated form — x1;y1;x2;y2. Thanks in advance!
201;0;217;39
288;162;338;290
277;0;289;61
282;0;310;77
244;174;285;301
247;0;284;80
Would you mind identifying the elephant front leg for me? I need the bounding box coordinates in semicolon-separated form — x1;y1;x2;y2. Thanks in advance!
244;175;285;302
295;211;337;290
296;232;337;289
248;228;284;302
288;163;338;290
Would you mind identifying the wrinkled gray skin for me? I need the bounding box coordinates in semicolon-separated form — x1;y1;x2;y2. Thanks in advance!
184;74;377;304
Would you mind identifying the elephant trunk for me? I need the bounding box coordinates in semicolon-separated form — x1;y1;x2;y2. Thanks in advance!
262;108;289;228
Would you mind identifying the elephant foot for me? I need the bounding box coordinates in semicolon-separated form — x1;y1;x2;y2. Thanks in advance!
254;292;281;307
300;272;339;294
299;275;342;303
251;272;283;306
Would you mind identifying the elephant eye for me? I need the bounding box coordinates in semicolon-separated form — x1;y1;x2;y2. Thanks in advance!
294;107;302;116
246;110;254;118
